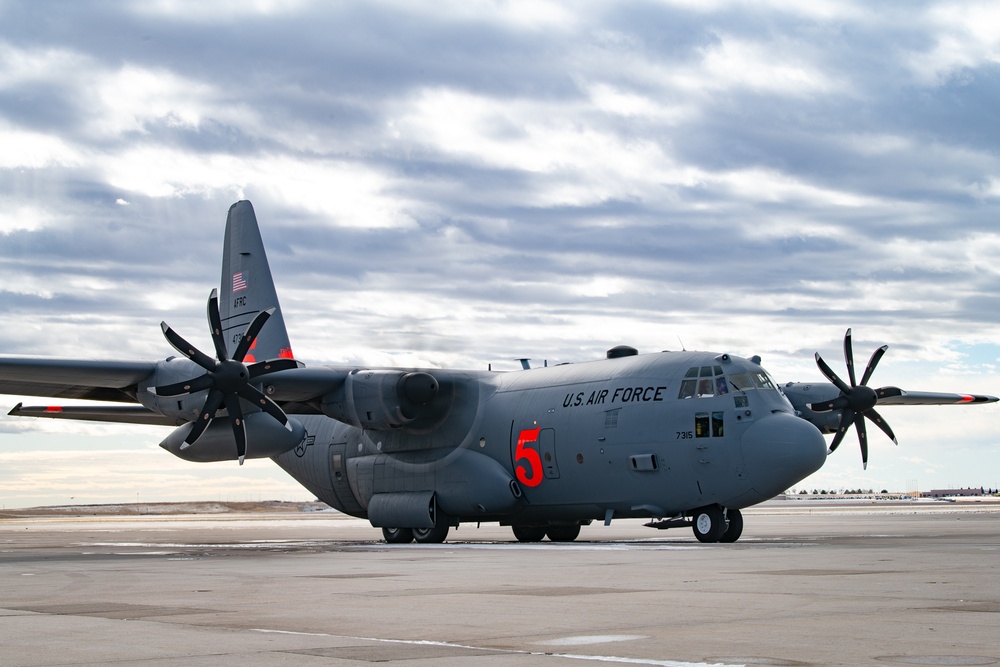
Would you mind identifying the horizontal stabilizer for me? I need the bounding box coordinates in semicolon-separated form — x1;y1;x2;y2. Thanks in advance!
9;402;177;426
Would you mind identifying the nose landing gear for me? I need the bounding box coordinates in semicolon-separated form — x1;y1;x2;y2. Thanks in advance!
692;505;743;543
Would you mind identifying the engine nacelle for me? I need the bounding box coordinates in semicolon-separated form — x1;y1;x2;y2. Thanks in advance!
160;412;306;462
137;357;213;423
781;381;844;434
321;370;440;429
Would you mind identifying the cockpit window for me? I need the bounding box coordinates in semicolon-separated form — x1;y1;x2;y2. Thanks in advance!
679;366;730;399
728;370;777;392
728;372;752;391
679;364;776;400
751;371;776;390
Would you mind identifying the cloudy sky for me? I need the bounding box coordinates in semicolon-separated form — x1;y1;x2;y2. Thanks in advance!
2;0;1000;509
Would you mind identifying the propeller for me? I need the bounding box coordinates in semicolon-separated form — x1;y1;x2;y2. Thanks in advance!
808;328;903;469
152;289;300;464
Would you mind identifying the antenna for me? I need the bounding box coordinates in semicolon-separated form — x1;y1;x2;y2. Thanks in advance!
677;335;686;351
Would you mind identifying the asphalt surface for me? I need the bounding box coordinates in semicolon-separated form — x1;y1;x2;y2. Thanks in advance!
2;500;999;667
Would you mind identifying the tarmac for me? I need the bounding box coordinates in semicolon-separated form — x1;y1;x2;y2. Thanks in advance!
2;498;999;667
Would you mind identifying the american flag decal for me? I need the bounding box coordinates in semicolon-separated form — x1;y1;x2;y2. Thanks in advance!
232;272;248;292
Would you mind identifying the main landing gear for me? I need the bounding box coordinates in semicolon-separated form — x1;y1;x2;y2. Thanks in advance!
511;524;582;542
381;524;451;544
381;514;452;544
382;522;581;544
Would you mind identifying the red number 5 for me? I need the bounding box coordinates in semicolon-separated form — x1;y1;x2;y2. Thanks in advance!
515;427;543;487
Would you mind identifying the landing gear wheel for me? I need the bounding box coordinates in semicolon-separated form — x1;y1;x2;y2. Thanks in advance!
512;525;546;542
545;524;581;542
720;508;743;543
692;505;726;543
382;527;414;544
413;522;450;544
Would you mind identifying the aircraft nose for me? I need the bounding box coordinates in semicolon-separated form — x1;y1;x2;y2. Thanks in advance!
741;412;827;498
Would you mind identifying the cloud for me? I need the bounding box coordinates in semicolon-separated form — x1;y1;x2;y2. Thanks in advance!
1;0;1000;504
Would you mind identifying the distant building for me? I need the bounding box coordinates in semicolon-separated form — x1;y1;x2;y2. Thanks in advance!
925;487;985;498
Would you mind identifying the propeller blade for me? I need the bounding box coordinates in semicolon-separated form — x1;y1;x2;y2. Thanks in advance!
223;393;247;464
182;389;225;448
815;353;852;395
207;289;229;362
236;384;292;430
865;407;898;445
161;322;218;372
153;374;214;397
232;308;275;362
248;357;302;379
828;408;855;453
853;413;868;469
844;328;857;388
860;344;889;386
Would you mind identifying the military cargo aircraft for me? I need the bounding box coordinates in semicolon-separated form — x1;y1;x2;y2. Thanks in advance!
2;202;995;544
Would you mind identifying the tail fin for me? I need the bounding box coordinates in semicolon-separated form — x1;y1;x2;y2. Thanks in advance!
219;201;294;362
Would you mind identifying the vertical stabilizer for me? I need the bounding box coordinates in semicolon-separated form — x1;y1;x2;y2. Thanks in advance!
219;201;294;362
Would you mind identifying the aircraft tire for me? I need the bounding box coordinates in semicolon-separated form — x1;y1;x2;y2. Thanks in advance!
545;524;581;542
720;508;744;543
382;527;414;544
512;525;546;542
692;505;726;543
413;522;450;544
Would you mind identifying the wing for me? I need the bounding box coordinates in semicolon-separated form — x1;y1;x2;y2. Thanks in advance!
0;356;168;426
0;355;346;427
874;390;997;406
0;357;157;403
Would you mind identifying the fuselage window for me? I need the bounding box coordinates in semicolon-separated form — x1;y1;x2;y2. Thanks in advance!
711;411;724;437
693;411;725;437
695;412;710;437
